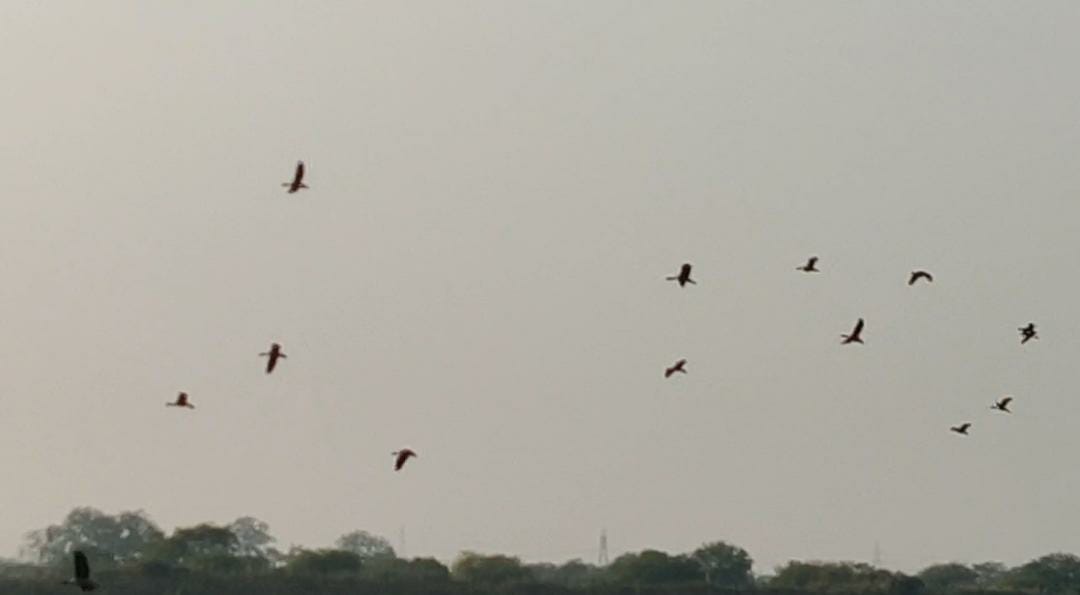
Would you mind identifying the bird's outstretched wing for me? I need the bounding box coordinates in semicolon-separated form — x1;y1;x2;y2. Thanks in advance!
1001;397;1013;407
853;318;864;334
74;551;90;580
294;161;305;185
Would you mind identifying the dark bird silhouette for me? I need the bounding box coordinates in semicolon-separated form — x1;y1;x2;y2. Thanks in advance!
393;449;417;471
62;551;97;591
1019;323;1038;344
166;392;194;409
797;256;819;272
950;423;971;435
841;318;865;344
259;343;287;374
908;270;933;285
664;359;687;378
282;161;308;193
992;396;1013;413
665;263;696;287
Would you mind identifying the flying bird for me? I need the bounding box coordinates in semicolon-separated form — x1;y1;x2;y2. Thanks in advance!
259;343;287;374
797;256;819;272
282;161;308;193
393;449;417;471
908;270;933;285
665;359;687;378
666;263;696;287
841;318;865;344
992;396;1013;413
1019;323;1038;344
166;392;194;409
62;551;97;591
950;423;971;435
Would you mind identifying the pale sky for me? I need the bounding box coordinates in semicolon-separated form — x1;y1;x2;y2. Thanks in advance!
2;2;1080;574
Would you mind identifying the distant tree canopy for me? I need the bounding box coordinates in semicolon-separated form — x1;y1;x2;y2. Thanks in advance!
9;506;1080;595
451;552;532;586
335;530;396;560
693;540;754;588
608;549;701;585
21;507;164;568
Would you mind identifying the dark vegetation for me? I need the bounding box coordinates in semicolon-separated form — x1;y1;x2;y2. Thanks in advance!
1;507;1074;595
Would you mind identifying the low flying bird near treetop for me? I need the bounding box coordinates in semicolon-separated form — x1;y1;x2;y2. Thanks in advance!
666;263;695;287
62;551;97;591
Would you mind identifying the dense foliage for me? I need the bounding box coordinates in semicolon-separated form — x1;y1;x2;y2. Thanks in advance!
0;507;1073;595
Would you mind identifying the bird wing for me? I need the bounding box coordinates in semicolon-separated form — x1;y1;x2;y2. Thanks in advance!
1001;397;1013;406
74;551;90;580
960;423;971;431
294;161;305;184
853;318;864;334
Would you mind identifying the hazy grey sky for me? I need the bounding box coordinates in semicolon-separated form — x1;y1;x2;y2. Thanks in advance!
3;1;1080;574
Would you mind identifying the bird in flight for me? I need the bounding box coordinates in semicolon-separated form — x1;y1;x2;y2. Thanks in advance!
666;263;696;287
664;359;687;378
62;551;97;591
950;423;971;435
259;343;287;374
908;270;933;285
393;449;417;471
282;161;308;193
1019;323;1038;344
841;318;865;344
992;396;1013;413
796;256;819;272
166;392;194;409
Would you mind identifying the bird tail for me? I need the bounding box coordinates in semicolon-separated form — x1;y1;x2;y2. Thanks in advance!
665;276;677;281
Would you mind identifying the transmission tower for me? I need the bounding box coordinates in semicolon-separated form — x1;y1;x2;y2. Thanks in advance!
598;529;610;565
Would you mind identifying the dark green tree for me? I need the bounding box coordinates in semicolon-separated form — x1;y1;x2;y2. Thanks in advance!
21;507;164;567
286;548;362;576
1004;554;1080;595
919;563;978;593
334;530;396;560
607;550;702;586
452;551;531;586
692;541;754;588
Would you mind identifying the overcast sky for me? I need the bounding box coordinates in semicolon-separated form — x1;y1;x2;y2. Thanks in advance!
2;2;1080;574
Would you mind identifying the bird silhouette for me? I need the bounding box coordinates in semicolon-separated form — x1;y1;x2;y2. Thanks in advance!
664;359;687;378
259;343;287;374
950;423;971;435
841;318;865;344
1019;323;1038;344
166;392;194;409
62;551;97;591
797;257;819;272
665;263;696;287
282;161;308;193
992;396;1013;413
908;270;933;285
393;449;417;471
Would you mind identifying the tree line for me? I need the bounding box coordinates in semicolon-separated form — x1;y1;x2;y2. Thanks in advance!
0;507;1075;595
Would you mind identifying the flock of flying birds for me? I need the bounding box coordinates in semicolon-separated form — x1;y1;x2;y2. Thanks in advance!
59;162;418;592
662;258;1035;438
58;161;1039;591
